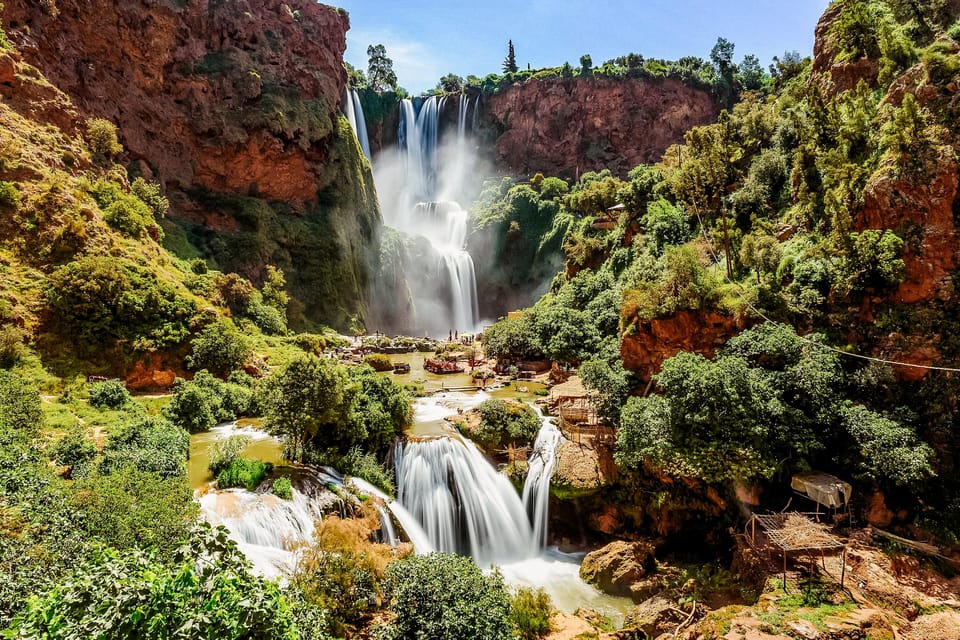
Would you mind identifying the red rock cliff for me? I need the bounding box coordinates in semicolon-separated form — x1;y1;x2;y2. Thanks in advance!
484;77;718;177
2;1;382;331
3;0;348;202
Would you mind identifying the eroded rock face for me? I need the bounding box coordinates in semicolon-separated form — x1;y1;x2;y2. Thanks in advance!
3;0;348;201
579;540;657;599
620;310;749;380
484;77;718;178
812;2;879;96
2;1;379;330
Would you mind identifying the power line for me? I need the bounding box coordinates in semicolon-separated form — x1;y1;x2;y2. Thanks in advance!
690;207;960;374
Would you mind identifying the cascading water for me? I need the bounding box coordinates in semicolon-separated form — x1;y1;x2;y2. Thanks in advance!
383;96;479;336
521;411;563;548
198;466;342;579
343;87;371;160
395;433;536;565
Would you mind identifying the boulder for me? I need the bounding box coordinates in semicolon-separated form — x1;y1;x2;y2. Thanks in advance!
579;540;656;599
622;596;688;638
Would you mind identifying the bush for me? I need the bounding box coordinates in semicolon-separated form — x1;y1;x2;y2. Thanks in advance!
0;181;20;208
476;399;542;448
0;325;26;368
208;435;252;475
272;477;293;499
88;380;130;409
384;553;512;640
71;467;197;554
86;118;123;157
247;300;287;335
163;378;218;433
363;353;394;372
0;370;42;433
6;524;307;639
49;430;98;471
103;195;155;238
216;457;268;491
99;416;190;479
510;587;554;640
130;177;169;219
187;321;251;377
291;333;327;355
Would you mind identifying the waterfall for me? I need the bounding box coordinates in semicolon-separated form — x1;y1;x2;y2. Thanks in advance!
394;407;562;566
521;412;563;548
457;93;469;139
388;96;479;336
198;468;340;579
343;87;371;160
346;476;436;553
396;435;536;565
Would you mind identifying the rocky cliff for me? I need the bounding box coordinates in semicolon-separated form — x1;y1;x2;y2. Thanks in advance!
2;0;380;330
483;77;718;178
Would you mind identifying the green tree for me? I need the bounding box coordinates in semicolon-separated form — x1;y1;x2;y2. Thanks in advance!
482;315;542;362
579;54;593;75
438;73;464;92
737;53;765;91
384;553;511;640
258;354;353;461
187;320;251;377
739;230;783;284
367;44;398;93
503;39;518;73
88;379;131;409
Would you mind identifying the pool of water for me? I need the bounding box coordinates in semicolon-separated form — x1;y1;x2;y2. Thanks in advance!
188;420;285;489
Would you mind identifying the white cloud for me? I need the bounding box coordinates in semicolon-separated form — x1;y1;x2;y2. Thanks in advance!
346;28;444;94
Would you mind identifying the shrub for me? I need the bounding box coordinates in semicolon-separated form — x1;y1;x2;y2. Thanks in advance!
187;321;251;377
71;467;197;554
99;416;190;479
208;435;252;475
476;399;542;447
130;177;169;219
510;587;554;640
88;380;130;409
363;353;393;372
216;457;267;491
163;378;218;433
86;118;123;157
384;553;512;640
103;195;153;238
0;325;26;368
247;299;287;335
292;333;327;355
49;430;98;470
6;524;306;639
272;477;293;499
0;181;20;209
341;447;395;496
0;370;42;434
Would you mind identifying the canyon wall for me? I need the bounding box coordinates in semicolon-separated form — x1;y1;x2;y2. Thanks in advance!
482;77;718;178
2;0;379;330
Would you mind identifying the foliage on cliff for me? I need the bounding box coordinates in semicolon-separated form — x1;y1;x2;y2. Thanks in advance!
483;0;960;534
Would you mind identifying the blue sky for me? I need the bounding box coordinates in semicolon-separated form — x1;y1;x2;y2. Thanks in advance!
334;1;833;94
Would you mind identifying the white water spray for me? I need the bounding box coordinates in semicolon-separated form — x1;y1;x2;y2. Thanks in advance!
522;410;563;548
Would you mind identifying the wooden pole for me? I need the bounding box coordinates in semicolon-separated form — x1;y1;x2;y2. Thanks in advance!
783;550;787;591
840;546;847;588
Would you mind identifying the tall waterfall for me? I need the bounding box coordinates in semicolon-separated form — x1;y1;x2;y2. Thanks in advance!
385;96;479;336
395;408;561;565
343;87;371;160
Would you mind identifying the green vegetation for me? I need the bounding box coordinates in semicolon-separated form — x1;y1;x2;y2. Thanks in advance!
366;44;398;93
472;398;542;449
362;353;393;371
88;379;130;409
258;356;411;462
383;553;512;640
163;370;252;433
509;587;554;640
217;457;268;491
208;434;252;474
8;525;309;640
272;476;293;499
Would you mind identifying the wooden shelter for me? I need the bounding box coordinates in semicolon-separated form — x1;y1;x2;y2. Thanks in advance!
745;513;847;589
549;377;613;444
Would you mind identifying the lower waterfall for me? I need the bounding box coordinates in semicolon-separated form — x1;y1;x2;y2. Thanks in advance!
394;405;561;565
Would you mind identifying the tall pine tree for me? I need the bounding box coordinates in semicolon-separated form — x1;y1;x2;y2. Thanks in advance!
503;40;518;73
